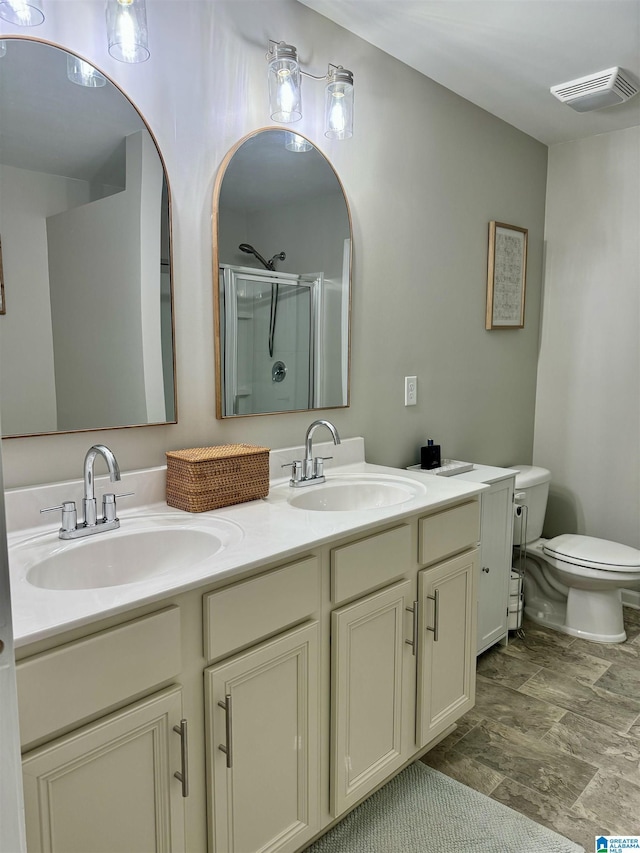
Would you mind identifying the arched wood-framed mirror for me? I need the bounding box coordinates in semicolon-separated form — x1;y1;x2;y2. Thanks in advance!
213;128;352;418
0;36;177;438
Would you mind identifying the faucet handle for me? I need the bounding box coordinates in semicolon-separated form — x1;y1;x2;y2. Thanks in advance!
281;460;303;483
313;457;333;478
102;492;134;523
41;501;77;533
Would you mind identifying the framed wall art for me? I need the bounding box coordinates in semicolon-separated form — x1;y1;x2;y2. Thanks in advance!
486;221;527;329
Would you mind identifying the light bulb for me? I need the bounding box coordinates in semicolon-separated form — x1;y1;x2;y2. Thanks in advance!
106;0;150;63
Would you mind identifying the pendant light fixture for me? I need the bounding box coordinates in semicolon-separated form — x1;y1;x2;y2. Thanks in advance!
267;40;354;138
324;65;354;139
106;0;150;63
0;0;44;26
67;55;107;88
285;133;313;153
267;41;302;123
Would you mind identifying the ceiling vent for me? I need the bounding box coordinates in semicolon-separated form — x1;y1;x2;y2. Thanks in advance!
550;67;639;112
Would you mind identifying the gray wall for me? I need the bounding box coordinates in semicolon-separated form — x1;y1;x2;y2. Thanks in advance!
534;127;639;548
0;0;547;488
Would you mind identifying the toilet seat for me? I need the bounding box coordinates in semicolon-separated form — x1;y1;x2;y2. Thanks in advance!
543;534;640;574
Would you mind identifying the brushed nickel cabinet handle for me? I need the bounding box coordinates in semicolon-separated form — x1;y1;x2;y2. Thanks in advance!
405;601;419;656
217;694;233;769
173;719;189;797
426;589;440;642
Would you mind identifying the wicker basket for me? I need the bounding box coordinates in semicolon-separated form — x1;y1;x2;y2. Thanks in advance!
166;444;270;512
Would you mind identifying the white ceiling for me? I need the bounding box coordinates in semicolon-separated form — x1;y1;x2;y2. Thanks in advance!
297;0;640;146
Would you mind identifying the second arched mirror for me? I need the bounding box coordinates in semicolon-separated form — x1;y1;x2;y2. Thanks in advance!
213;129;351;418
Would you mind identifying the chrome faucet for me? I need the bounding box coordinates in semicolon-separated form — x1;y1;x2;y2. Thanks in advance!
284;419;341;487
41;444;132;539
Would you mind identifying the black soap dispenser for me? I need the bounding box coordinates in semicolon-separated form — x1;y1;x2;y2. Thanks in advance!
421;439;441;470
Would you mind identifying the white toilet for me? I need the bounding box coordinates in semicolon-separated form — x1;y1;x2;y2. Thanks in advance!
513;465;640;643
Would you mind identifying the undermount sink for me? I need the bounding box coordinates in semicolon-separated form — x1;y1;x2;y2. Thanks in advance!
286;474;426;512
14;514;244;591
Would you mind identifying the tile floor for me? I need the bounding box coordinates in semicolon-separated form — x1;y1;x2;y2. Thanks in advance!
422;607;640;853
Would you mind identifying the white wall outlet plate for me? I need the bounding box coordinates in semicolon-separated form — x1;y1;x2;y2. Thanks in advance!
404;376;417;406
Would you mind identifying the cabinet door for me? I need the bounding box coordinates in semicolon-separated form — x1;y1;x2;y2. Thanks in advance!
205;622;319;853
417;551;477;746
22;686;186;853
331;580;412;817
477;481;514;654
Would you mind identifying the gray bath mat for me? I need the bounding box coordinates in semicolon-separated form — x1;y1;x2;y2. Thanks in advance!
306;761;584;852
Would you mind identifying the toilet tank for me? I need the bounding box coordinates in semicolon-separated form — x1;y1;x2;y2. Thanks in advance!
512;465;551;545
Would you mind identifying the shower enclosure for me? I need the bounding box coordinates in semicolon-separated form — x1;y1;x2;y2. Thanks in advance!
220;265;327;416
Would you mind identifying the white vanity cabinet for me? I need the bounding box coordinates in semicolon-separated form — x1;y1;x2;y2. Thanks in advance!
415;501;479;746
22;687;187;853
205;623;320;853
329;524;414;817
330;580;414;816
17;608;187;853
449;466;517;655
203;556;322;853
14;488;484;853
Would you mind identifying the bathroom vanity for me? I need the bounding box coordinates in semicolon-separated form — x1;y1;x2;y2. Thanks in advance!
8;440;484;853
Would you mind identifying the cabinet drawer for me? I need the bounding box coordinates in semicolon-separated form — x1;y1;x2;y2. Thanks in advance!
204;555;320;661
418;500;480;566
17;606;181;747
331;524;411;604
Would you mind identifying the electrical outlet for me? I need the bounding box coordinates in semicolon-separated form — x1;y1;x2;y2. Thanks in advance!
404;376;417;406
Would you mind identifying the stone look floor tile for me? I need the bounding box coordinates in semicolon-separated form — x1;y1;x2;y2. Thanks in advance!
593;660;640;700
571;636;640;665
476;644;543;688
542;711;640;785
474;675;568;738
451;717;598;806
502;638;612;683
572;769;640;834
421;747;504;796
489;776;611;850
511;621;578;650
623;607;640;641
433;608;640;844
518;666;640;733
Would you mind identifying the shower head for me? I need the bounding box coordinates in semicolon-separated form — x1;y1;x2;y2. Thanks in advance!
238;243;285;271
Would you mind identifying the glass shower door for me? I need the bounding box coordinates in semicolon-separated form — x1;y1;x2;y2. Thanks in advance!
220;266;317;416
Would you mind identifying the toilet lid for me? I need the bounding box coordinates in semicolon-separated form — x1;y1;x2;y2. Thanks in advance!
543;534;640;572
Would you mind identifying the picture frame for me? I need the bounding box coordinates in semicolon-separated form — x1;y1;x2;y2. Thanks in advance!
485;221;527;329
0;236;5;315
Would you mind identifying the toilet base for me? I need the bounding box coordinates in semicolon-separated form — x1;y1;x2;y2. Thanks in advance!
524;576;627;644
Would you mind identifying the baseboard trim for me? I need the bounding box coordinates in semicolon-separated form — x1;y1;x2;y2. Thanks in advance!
621;588;640;609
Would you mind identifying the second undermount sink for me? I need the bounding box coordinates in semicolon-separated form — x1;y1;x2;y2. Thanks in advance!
287;474;426;512
14;514;244;591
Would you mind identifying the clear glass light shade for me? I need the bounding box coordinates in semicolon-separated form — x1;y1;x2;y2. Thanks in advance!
67;56;107;88
0;0;44;26
0;41;6;57
325;70;354;140
268;54;302;123
285;133;312;153
106;0;150;64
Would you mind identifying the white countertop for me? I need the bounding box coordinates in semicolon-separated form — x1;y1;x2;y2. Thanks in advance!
7;438;487;648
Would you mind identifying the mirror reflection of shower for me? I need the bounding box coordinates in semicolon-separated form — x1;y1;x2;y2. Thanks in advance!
238;243;286;357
